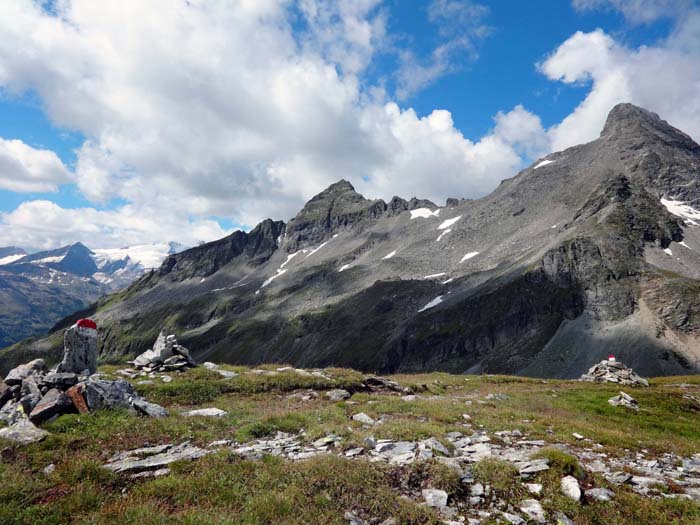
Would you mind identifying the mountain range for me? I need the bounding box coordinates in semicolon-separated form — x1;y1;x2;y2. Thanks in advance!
0;241;185;348
2;103;700;377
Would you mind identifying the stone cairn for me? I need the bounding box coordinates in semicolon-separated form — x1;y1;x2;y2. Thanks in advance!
0;319;168;445
579;357;649;387
130;330;195;373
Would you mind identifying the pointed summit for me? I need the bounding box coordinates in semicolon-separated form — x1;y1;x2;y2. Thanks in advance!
601;103;698;151
285;179;386;251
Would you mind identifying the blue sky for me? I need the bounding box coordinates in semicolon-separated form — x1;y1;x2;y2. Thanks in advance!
0;0;698;250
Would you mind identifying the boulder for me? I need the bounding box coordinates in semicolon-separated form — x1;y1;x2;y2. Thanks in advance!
42;372;79;390
83;378;138;411
130;398;168;418
0;400;25;426
421;488;448;507
29;388;74;423
57;322;98;375
352;412;376;426
0;418;49;444
325;389;351;401
585;487;615;501
561;475;582;501
519;499;546;523
132;330;196;371
4;359;47;386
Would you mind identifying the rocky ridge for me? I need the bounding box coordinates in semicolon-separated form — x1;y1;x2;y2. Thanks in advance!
4;103;700;378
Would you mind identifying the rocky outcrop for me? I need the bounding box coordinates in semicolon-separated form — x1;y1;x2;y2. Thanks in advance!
580;359;649;386
284;180;388;252
0;321;168;444
157;218;285;281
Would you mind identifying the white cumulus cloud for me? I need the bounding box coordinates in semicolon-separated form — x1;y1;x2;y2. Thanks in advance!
0;138;72;192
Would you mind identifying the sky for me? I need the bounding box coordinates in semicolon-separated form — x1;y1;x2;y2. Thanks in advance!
0;0;699;251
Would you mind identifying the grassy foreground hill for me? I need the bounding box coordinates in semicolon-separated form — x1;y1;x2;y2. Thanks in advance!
2;365;700;524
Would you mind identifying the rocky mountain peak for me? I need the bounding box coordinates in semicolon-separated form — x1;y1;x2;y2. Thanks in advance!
285;179;386;252
601;102;699;151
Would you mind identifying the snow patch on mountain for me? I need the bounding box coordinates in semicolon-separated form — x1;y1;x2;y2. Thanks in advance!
661;198;700;225
418;295;443;312
438;216;461;230
436;229;451;242
382;250;397;260
410;208;440;219
460;252;479;263
534;159;555;169
0;254;25;265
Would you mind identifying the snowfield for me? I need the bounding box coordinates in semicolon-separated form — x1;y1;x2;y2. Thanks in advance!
661;198;700;226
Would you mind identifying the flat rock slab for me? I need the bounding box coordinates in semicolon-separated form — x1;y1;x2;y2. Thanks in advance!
0;418;49;444
183;408;227;417
103;442;211;473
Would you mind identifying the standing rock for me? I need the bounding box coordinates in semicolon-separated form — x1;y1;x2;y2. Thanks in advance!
5;358;47;386
561;475;582;501
57;320;98;375
29;389;74;423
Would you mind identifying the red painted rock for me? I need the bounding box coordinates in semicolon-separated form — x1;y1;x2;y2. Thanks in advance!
76;319;97;330
65;384;90;414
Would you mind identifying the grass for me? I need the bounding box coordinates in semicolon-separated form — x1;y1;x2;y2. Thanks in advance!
2;366;700;524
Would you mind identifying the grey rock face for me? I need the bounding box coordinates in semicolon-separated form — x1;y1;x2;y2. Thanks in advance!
103;442;211;473
57;324;97;375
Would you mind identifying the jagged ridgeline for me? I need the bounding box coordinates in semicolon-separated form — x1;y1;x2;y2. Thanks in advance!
3;103;700;377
